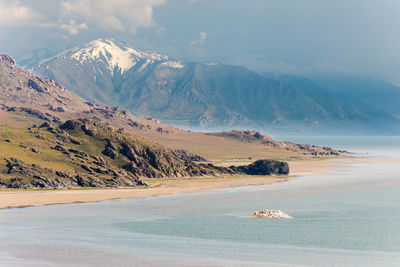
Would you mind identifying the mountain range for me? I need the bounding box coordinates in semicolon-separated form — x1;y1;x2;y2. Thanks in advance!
25;38;400;134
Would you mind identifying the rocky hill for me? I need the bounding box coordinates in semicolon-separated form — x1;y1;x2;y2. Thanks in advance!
0;54;88;115
28;39;398;133
0;119;289;189
0;53;176;133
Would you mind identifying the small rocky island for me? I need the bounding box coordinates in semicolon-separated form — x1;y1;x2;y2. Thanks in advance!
253;209;293;219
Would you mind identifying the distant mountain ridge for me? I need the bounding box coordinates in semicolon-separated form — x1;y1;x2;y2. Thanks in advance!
309;74;400;120
27;38;400;134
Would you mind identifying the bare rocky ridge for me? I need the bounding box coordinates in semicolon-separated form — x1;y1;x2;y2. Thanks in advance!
208;130;348;156
0;54;86;114
171;149;208;162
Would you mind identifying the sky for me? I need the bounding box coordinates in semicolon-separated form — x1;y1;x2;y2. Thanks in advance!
1;0;400;82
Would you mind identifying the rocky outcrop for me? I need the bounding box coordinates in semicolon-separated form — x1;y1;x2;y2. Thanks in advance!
230;160;289;175
209;130;349;156
102;139;118;159
0;54;15;65
171;149;208;162
7;107;61;123
253;209;293;219
208;130;276;144
3;156;144;189
39;122;51;128
28;79;45;93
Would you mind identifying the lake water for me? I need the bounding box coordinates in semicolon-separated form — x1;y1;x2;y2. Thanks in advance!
1;137;400;266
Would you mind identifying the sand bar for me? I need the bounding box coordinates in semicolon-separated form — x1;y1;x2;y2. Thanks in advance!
0;157;397;210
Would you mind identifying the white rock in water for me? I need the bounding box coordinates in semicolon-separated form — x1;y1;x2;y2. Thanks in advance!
254;209;293;219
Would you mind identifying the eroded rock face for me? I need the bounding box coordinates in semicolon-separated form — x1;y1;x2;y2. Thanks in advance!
60;120;79;130
28;79;45;93
4;157;144;189
171;149;208;162
0;54;15;65
7;107;60;123
102;140;118;159
230;160;289;175
253;209;293;219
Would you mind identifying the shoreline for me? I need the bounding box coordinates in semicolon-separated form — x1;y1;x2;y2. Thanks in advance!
0;157;396;210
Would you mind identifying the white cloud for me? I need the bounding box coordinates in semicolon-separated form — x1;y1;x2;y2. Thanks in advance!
0;0;167;36
59;0;167;34
190;31;207;46
0;0;37;26
60;20;88;35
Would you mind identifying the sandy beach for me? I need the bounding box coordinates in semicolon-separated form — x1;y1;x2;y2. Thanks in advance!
0;157;395;210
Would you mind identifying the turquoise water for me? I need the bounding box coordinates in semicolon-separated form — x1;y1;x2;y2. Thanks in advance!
1;137;400;266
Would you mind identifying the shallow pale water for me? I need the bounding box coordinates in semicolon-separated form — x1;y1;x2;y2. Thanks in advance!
1;137;400;266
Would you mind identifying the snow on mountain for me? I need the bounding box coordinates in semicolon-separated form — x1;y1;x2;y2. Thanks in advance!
37;39;170;75
69;39;169;74
161;61;185;69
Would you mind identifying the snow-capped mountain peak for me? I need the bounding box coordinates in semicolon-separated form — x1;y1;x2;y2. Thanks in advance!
69;39;169;74
35;39;185;75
